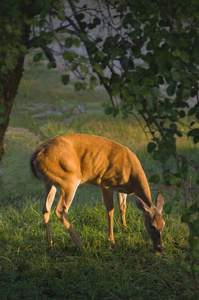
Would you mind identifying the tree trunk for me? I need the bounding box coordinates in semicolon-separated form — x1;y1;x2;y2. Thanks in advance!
0;18;30;163
0;54;26;161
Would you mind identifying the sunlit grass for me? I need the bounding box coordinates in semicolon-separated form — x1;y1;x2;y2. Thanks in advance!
0;194;192;299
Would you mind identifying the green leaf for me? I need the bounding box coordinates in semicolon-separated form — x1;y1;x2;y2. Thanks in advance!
76;13;85;21
74;81;87;91
189;107;195;116
167;85;176;96
113;107;119;117
93;17;101;26
149;174;160;184
33;52;43;62
93;63;104;77
19;44;27;53
171;69;181;82
157;104;165;116
196;107;199;120
80;65;88;74
175;48;181;57
169;110;178;121
104;107;113;115
90;76;98;89
47;61;56;69
178;110;185;118
65;37;81;48
188;128;199;137
63;51;76;62
65;37;73;48
151;87;160;98
61;74;70;85
170;123;177;131
182;88;191;100
147;142;156;153
189;200;199;214
194;136;199;143
94;50;105;61
169;176;181;187
57;10;66;21
123;13;133;27
164;202;173;214
180;50;189;63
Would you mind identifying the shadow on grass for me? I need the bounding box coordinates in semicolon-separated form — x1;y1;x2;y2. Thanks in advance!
0;193;193;300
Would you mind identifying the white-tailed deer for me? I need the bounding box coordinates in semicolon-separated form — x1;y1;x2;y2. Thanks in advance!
30;133;165;252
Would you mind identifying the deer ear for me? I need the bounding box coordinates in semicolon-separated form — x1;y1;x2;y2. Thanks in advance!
136;197;151;215
155;194;164;213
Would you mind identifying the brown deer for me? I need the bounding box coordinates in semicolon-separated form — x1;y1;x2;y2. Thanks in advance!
30;133;165;252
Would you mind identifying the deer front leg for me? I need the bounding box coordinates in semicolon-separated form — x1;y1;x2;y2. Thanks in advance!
62;210;83;247
116;192;127;228
102;188;115;243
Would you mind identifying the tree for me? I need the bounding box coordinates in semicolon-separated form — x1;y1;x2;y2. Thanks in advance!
0;0;199;293
0;0;58;158
1;0;199;176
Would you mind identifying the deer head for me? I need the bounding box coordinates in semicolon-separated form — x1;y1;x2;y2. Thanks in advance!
136;194;165;253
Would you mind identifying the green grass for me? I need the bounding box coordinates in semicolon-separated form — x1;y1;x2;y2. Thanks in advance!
0;64;198;299
0;195;192;299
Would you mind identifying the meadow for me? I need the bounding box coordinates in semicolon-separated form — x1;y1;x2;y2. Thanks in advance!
0;63;198;299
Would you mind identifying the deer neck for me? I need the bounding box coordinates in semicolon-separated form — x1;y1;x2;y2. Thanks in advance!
133;170;153;207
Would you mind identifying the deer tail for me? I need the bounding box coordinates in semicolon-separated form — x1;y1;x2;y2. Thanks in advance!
30;149;40;179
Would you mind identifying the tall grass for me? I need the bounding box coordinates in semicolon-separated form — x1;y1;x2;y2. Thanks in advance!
0;64;198;299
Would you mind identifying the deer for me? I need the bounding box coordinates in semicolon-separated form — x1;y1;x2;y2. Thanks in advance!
30;133;165;252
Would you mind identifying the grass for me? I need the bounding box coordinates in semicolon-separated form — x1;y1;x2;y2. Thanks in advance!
0;64;198;299
0;196;192;299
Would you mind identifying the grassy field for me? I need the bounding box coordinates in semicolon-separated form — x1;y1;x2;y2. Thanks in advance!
0;64;198;299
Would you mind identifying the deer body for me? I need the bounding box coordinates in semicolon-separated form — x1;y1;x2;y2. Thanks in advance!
30;133;165;252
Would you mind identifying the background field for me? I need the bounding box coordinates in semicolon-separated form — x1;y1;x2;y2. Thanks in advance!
0;63;198;299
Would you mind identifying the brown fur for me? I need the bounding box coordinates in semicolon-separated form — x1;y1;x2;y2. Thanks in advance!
30;133;165;252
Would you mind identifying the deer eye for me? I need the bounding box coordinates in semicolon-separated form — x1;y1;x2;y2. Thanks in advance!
150;225;156;231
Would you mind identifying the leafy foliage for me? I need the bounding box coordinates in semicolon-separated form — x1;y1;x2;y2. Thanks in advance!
25;0;199;182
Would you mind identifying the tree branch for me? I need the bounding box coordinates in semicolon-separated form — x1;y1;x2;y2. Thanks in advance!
174;152;199;174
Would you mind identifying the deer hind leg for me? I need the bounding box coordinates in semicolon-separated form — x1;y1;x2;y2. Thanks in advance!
116;192;127;228
102;188;115;243
54;179;83;247
43;183;57;245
